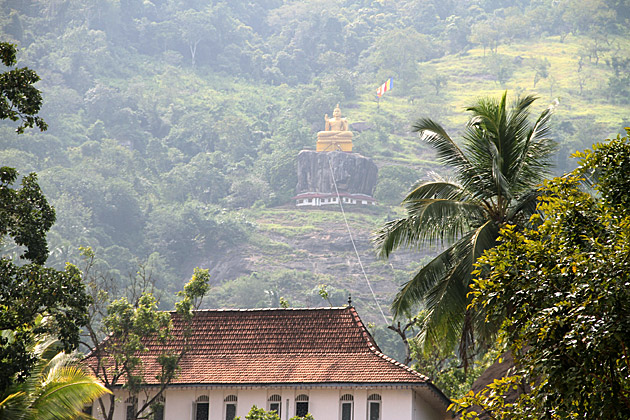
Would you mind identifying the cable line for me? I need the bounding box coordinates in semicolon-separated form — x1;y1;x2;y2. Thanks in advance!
326;154;389;324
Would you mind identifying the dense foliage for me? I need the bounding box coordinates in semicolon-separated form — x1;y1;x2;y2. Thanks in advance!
452;131;630;419
1;0;628;288
0;43;90;394
0;42;46;133
1;0;629;362
239;405;315;420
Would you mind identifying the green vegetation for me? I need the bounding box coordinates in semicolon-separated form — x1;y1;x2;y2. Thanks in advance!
0;42;91;397
375;92;557;367
1;0;630;407
0;333;110;420
0;43;106;417
1;1;627;301
452;131;630;419
238;405;315;420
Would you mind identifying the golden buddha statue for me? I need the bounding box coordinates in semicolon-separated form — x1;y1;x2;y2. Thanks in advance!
317;104;353;152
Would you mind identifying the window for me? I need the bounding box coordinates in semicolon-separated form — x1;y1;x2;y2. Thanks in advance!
125;397;137;420
268;394;282;417
367;394;381;420
152;395;165;420
295;394;309;417
340;394;353;420
224;395;237;420
194;396;209;420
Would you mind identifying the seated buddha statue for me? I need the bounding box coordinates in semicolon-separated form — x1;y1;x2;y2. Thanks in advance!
317;104;353;151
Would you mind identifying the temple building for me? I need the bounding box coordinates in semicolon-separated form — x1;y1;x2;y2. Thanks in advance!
85;306;450;420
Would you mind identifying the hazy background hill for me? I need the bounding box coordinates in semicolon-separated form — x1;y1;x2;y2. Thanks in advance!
1;0;629;356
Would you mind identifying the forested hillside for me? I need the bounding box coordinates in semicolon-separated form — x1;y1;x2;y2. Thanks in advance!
1;0;629;330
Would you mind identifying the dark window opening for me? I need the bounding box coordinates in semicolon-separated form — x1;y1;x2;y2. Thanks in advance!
369;402;380;420
126;404;135;420
153;404;164;420
270;402;281;416
341;402;352;420
195;402;209;420
296;402;309;417
225;403;236;420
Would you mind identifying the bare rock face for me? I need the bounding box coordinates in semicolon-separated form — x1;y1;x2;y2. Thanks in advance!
296;150;378;196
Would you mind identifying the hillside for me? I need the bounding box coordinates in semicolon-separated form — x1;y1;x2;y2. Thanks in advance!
1;0;629;338
201;206;434;320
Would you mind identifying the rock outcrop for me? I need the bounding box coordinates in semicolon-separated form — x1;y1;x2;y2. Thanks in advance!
296;150;378;196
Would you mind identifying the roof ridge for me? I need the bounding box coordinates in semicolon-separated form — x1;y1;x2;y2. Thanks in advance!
370;348;430;382
168;307;350;313
345;307;430;383
346;306;382;354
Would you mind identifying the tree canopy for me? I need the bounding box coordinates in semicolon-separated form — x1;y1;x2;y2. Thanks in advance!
84;254;211;420
0;43;90;394
0;42;47;134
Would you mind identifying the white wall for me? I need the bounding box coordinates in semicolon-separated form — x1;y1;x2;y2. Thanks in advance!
95;387;428;420
412;389;444;420
381;389;413;420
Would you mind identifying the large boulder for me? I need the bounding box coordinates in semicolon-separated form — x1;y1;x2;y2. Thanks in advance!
296;150;378;196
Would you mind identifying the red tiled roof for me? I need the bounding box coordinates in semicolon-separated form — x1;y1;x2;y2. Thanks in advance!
87;307;429;386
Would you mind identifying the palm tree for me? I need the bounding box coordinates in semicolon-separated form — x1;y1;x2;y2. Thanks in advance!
375;92;557;365
0;332;110;420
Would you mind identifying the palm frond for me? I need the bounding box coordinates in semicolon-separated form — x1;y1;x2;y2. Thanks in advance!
374;197;485;258
512;99;558;192
0;391;31;420
412;118;473;176
507;189;542;223
34;367;109;420
486;137;513;202
390;243;460;318
403;180;468;202
381;92;557;363
412;221;499;358
0;335;110;420
404;198;484;241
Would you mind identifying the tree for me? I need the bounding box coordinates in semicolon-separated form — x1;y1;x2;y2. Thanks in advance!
83;248;211;420
530;57;550;88
1;43;90;394
240;405;281;420
0;332;109;420
428;73;448;95
375;92;557;367
469;23;500;56
454;130;630;419
484;54;515;86
236;405;315;420
408;315;493;400
362;27;440;89
0;42;47;134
